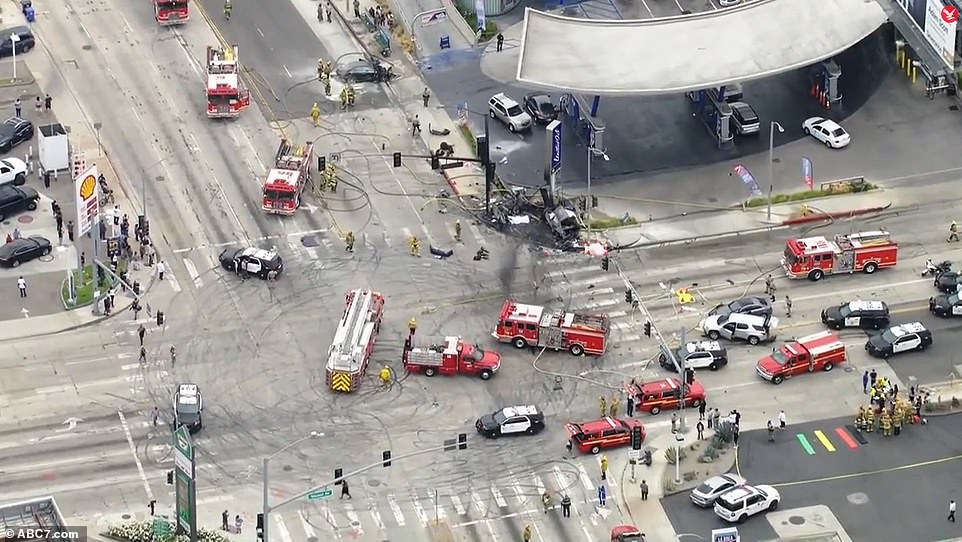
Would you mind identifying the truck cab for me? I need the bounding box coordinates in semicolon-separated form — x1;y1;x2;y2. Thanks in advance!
756;330;846;385
403;336;501;380
625;377;705;415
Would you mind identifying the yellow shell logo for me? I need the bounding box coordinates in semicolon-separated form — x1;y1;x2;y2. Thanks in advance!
79;175;97;200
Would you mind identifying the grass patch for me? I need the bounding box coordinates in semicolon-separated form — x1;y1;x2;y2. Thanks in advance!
459;10;499;42
744;180;877;208
61;265;112;309
589;216;638;229
457;123;478;156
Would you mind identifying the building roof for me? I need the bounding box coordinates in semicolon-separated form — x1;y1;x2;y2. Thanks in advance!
0;497;65;532
515;0;887;95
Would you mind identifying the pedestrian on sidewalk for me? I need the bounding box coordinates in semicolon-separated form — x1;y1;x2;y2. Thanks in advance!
234;515;243;534
411;115;421;135
325;2;332;22
14;98;21;117
597;484;607;506
222;510;229;531
696;420;704;440
626;396;634;417
785;295;793;318
949;500;956;522
565;439;572;458
421;87;430;107
712;408;721;430
44;94;52;112
778;410;787;430
340;480;352;499
698;401;706;420
560;494;571;517
496;32;504;52
139;345;147;363
17;276;26;297
640;480;649;500
157;260;167;280
34;96;41;114
148;500;156;516
57;225;63;245
353;0;359;17
862;370;870;394
67;221;75;242
138;324;146;345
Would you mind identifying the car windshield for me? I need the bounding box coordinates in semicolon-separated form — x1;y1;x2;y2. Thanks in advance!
0;124;16;138
695;482;715;494
464;347;484;362
715;314;729;326
715;497;741;512
880;330;898;343
770;348;791;365
950;294;962;304
493;411;508;425
830;127;846;137
538;102;554;114
838;304;853;318
507;105;524;117
783;247;797;264
178;402;200;414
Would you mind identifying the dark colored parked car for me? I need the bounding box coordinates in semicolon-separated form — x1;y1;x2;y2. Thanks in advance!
0;185;39;221
0;236;51;267
708;296;773;317
0;117;34;153
0;26;35;58
522;93;558;124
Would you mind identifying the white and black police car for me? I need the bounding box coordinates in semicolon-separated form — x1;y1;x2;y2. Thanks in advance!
219;247;283;280
930;293;962;318
476;405;545;438
821;300;890;330
659;341;728;371
174;383;204;433
865;322;933;359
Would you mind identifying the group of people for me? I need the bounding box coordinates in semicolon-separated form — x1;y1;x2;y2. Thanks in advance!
856;370;926;436
354;1;396;29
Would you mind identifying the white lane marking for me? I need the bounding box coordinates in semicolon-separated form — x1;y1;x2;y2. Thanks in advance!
533;474;546;497
450;494;466;515
196;494;234;505
118;410;152;500
581;298;618;309
344;504;364;536
273;515;293;542
621;334;643;343
468;222;485;245
470;490;488;516
297;510;316;539
608;310;628;318
183;257;203;288
283;65;293;78
491;487;508;508
576;464;595;493
511;479;527;504
612;360;649;370
323;506;342;539
368;504;384;530
411;492;428;525
571;287;615;298
611;320;634;331
168;274;182;292
388;495;405;526
171;229;329;253
425;490;446;520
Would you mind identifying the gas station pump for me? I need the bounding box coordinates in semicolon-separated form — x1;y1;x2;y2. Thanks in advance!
814;60;842;108
687;88;733;150
559;93;608;152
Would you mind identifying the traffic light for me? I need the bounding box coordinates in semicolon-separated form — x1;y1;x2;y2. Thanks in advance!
382;450;392;467
256;513;264;541
458;432;467;450
392;152;402;168
318;155;326;171
601;256;609;272
166;470;174;485
685;367;695;385
631;426;643;450
157;310;165;326
625;288;633;304
334;467;343;485
643;320;652;337
430;154;440;170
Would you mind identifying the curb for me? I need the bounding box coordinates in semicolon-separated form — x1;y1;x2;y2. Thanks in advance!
626;224;789;250
779;204;892;226
0;77;37;90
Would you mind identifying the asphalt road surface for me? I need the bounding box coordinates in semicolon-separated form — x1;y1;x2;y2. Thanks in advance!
421;25;891;187
663;413;962;542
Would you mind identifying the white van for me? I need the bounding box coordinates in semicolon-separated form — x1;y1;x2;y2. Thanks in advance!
700;312;778;345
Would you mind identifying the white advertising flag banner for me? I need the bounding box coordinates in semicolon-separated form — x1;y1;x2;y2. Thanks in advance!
75;164;100;236
924;0;957;65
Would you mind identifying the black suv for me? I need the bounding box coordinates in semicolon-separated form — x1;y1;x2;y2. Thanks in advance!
0;117;34;153
865;322;933;359
0;27;35;58
659;341;728;371
219;246;283;279
934;271;959;294
0;185;39;221
930;293;962;318
476;405;545;438
821;300;890;330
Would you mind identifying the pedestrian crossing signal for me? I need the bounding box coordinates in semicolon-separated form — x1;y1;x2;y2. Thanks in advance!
458;432;467;450
393;152;402;168
166;470;173;485
382;450;392;467
318;155;326;171
334;467;343;485
643;320;652;337
631;426;643;450
601;256;609;272
256;513;264;541
625;288;633;304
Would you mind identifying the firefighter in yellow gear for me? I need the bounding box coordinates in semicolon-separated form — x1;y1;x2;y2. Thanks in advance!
317;59;324;80
408;317;417;336
864;408;875;433
600;455;608;479
379;366;391;385
454;220;462;242
344;231;355;252
321;73;332;96
310;103;321;127
346;84;356;107
950;220;960;243
522;525;531;542
408;236;421;256
339;87;349;109
223;0;231;19
880;410;892;436
599;396;607;418
855;406;865;432
609;397;620;418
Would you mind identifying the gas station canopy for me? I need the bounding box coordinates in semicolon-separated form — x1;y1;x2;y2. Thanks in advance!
515;0;888;96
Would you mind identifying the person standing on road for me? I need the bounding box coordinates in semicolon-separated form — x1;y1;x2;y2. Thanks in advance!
949;500;956;522
340;479;352;499
139;345;147;363
496;32;504;52
639;480;649;501
565;439;572;458
17;276;26;298
696;420;705;440
234;515;242;534
626;395;634;417
14;98;21;117
422;87;430;107
411;115;421;135
152;406;160;426
599;396;607;418
597;484;607;506
608;396;619;418
522;525;531;542
862;371;870;394
560;494;571;517
768;420;776;442
698;401;706;420
221;510;229;531
138;324;146;345
778;410;787;430
785;295;793;318
870;369;878;388
157;260;167;281
599;455;608;480
34;96;42;114
44;94;52;112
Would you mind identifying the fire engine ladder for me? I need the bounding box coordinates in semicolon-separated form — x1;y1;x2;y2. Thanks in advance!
328;290;375;392
569;312;610;331
275;141;309;170
207;45;238;74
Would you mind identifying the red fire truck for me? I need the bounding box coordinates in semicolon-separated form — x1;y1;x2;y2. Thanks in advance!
493;300;610;356
326;289;385;393
153;0;188;25
403;336;502;380
261;139;314;215
206;45;251;118
781;230;898;281
755;330;846;385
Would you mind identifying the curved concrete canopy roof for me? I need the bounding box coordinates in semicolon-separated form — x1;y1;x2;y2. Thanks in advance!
515;0;888;96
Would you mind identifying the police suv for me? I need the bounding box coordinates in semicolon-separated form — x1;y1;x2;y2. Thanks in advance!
930;293;962;318
821;300;890;330
476;405;545;438
174;383;204;433
659;341;728;371
713;484;780;523
865;322;933;359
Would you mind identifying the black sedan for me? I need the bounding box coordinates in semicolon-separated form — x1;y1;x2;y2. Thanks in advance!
934;272;959;294
336;57;394;83
522;93;558;124
0;117;33;153
930;293;962;317
708;296;772;317
0;236;51;267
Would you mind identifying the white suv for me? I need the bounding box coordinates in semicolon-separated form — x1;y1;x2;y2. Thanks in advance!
0;157;28;187
713;484;780;523
701;312;778;345
488;93;532;133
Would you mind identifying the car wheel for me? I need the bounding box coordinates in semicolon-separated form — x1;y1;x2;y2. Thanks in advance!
590;445;600;454
864;262;878;274
772;375;784;385
769;500;779;511
525;427;535;435
479;370;492;380
650;406;661;415
707;330;720;340
825;140;833;148
488;110;496;119
748;336;760;346
508;124;517;133
658;353;668;364
809;269;824;281
823;362;834;371
14;173;25;185
424;367;436;377
709;362;718;371
41;247;50;256
512;337;527;349
738;514;748;523
569;344;584;356
11;259;19;267
488;431;499;439
26;201;37;211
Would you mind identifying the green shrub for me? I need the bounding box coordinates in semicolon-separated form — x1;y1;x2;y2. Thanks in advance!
713;421;735;445
459;10;499;41
744;181;877;208
664;446;688;465
589;216;638;230
457;124;477;156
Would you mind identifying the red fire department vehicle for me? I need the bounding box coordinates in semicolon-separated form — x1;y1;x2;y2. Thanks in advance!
206;45;251;119
755;330;846;385
261;139;314;215
403;336;502;380
153;0;188;25
326;289;385;393
493;300;610;356
624;377;705;415
781;230;898;281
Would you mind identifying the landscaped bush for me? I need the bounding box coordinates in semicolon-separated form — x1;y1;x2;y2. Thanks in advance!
104;521;231;542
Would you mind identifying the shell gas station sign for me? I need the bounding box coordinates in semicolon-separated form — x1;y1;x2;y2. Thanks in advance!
74;164;100;236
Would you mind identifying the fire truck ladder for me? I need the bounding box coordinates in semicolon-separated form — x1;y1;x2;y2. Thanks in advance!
207;45;238;73
569;312;610;331
328;290;375;392
274;140;310;169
